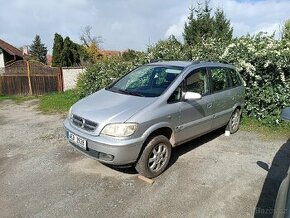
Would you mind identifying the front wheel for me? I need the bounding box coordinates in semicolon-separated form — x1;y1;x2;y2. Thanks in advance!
135;135;172;178
227;108;241;134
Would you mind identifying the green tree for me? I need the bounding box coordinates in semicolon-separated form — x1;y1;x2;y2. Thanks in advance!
147;35;184;61
214;9;233;41
282;19;290;40
30;35;48;64
61;37;74;67
183;0;233;46
122;49;144;62
53;35;81;67
52;33;64;67
71;42;81;66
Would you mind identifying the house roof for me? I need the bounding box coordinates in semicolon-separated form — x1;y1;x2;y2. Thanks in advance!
100;50;123;56
47;54;52;66
0;39;24;58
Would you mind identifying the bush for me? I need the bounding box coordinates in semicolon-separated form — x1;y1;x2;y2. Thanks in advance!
220;34;290;125
146;35;186;60
77;59;137;98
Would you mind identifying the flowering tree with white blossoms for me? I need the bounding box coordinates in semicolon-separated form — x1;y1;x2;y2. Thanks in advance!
220;33;290;124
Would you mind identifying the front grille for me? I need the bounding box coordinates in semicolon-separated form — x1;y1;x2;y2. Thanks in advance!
71;114;97;131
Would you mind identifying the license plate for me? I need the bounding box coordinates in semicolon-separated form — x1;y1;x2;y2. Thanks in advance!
68;132;87;150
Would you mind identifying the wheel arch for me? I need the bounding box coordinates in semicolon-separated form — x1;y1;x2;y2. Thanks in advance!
146;127;175;144
137;123;176;158
232;103;242;113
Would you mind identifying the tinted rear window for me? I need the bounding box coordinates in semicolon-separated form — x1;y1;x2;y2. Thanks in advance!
228;69;242;87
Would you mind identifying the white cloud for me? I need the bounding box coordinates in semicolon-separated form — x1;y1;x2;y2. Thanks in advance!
216;0;290;36
164;0;290;40
165;15;187;40
0;0;290;53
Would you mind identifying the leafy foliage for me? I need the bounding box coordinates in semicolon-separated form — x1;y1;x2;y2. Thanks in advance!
29;35;48;64
147;35;185;60
52;33;82;67
78;26;104;65
183;1;233;46
220;34;290;124
282;19;290;41
77;59;137;98
61;37;81;67
214;9;233;42
121;49;146;63
85;42;103;63
52;33;64;67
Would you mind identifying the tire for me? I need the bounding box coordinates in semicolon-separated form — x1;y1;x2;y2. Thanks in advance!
135;135;172;178
227;108;241;134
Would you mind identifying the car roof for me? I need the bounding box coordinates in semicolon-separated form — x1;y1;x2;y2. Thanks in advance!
147;61;193;68
147;60;235;69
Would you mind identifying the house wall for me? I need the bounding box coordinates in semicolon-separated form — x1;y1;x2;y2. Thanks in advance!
62;67;86;91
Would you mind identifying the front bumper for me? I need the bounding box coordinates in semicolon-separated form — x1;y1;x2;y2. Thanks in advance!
63;118;144;165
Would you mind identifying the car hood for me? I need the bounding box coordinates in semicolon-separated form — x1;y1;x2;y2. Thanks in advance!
72;89;156;124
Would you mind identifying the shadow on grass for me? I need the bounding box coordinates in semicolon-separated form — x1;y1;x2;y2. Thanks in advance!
255;138;290;218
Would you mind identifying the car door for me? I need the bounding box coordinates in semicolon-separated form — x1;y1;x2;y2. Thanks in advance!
176;67;214;143
209;67;234;129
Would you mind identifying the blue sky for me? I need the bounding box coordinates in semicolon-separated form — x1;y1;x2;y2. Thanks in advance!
0;0;289;53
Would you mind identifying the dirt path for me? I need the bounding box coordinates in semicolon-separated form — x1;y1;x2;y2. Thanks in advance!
0;100;289;218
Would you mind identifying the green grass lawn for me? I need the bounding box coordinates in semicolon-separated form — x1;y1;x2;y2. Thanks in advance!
241;116;290;140
38;90;80;114
0;90;80;114
0;95;36;103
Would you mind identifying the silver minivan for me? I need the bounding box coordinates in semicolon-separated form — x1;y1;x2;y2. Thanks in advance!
64;61;245;178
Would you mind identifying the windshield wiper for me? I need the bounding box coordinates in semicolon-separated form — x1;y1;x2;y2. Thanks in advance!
107;87;144;97
117;89;144;97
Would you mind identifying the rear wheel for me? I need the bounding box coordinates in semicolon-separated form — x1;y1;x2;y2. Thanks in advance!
135;135;172;178
227;108;241;134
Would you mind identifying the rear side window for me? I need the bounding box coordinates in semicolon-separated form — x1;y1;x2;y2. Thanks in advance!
209;68;230;92
228;69;242;87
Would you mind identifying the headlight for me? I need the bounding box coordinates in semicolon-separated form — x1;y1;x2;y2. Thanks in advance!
101;123;138;137
68;106;72;119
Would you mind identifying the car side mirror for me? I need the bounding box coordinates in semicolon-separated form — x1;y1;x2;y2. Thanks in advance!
184;92;202;101
281;107;290;121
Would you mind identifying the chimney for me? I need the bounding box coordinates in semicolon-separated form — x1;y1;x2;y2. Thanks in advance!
22;45;29;55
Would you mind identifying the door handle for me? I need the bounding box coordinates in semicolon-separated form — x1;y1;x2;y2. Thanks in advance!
207;103;212;108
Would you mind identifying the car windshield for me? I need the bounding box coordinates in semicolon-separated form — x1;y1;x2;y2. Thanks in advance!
106;65;183;97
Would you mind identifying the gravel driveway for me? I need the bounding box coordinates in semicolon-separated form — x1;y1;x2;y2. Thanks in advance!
0;100;289;218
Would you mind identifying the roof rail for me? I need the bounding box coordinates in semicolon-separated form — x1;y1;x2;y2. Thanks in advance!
148;59;193;63
148;59;233;65
196;59;232;64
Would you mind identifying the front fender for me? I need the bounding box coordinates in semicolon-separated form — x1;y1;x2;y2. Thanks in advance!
141;122;176;145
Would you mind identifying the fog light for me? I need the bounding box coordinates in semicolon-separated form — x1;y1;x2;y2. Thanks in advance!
99;152;114;161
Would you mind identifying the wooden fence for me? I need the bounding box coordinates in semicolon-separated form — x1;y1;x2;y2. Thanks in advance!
0;60;63;95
